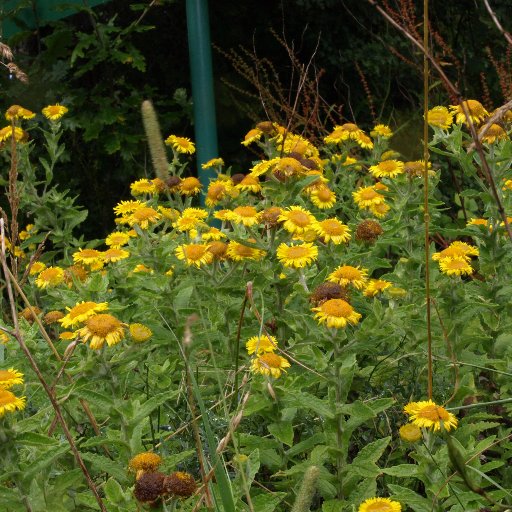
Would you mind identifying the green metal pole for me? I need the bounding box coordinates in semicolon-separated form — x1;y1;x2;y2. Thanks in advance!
186;0;218;204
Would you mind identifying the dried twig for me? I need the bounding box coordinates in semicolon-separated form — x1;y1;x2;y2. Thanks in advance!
483;0;512;46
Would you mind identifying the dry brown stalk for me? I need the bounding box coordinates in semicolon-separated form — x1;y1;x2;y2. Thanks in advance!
483;0;512;46
467;98;512;151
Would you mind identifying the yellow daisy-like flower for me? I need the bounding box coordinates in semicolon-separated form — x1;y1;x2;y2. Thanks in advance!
236;175;262;193
399;423;422;443
129;452;163;473
324;123;364;144
364;279;392;297
314;219;351;244
181;207;208;220
358;497;401;512
404;399;458;431
439;256;474;276
250;353;290;379
202;227;226;241
42;104;68;121
404;160;434;177
356;133;374;149
179;177;202;196
105;231;131;248
503;179;512;191
60;301;109;328
129;323;153;343
0;126;26;143
241;128;263;146
205;180;232;207
467;218;489;229
450;99;488;125
226;241;266;261
103;248;130;263
28;261;46;275
231;206;260;227
480;123;508;144
130;179;157;196
276;157;305;177
276;242;318;268
127;206;161;229
59;331;76;341
249;157;280;178
44;311;64;325
175;244;213;267
353;186;385;209
0;368;23;389
0;389;26;417
207;241;228;260
370;202;390;218
371;124;393;138
113;200;143;216
5;105;35;121
312;298;362;329
279;206;317;234
327;265;368;289
310;186;336;209
165;135;195;154
369;160;404;179
133;264;153;274
202;157;224;169
64;265;89;286
35;266;65;289
173;215;203;233
73;248;104;270
426;106;453;130
432;241;479;261
246;335;278;355
279;133;319;158
77;313;126;350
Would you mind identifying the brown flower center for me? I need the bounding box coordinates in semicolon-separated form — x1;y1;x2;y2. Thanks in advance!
86;314;121;336
417;404;450;421
321;299;352;317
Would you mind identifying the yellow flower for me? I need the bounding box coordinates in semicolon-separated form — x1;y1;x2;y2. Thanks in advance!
231;206;260;227
59;331;76;341
241;128;263;146
130;179;157;196
73;248;104;270
103;248;130;263
165;135;195;154
438;256;474;276
202;157;224;169
43;311;64;325
202;227;226;241
276;157;305;177
60;301;109;328
370;202;390;218
249;157;280;178
404;160;434;177
310;186;336;209
353;186;385;209
128;206;161;230
129;323;153;343
0;389;26;417
179;177;202;196
276;242;318;268
399;423;422;443
129;452;163;473
467;218;489;229
226;241;266;261
314;219;351;244
0;368;23;389
312;299;362;328
324;123;364;144
173;215;203;233
35;266;65;288
246;335;277;355
432;241;479;261
207;241;228;260
371;124;393;138
205;180;233;207
480;123;508;144
426;106;453;130
250;353;290;379
279;206;317;234
356;133;374;149
105;231;131;248
42;104;68;121
358;497;401;512
369;160;404;179
175;244;213;267
450;99;488;125
0;126;26;143
113;200;144;216
77;313;126;350
503;179;512;191
5;105;35;121
236;175;261;193
28;261;46;275
64;265;89;286
133;264;153;274
364;279;392;297
327;265;368;289
404;399;458;431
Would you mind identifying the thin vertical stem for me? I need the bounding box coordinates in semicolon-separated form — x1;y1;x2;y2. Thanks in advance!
423;0;433;401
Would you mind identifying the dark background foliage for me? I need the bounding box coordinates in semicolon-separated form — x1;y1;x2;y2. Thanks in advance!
1;0;510;238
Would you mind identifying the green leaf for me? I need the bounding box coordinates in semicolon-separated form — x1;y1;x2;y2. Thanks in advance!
322;499;344;512
104;478;129;504
126;391;178;429
387;484;432;512
286;433;326;458
15;432;59;446
279;389;334;419
268;421;294;447
173;285;194;311
250;492;286;512
348;437;390;478
81;452;128;483
382;464;420;477
21;444;69;482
